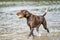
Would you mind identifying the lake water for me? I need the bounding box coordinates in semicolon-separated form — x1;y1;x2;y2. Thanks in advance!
0;1;60;40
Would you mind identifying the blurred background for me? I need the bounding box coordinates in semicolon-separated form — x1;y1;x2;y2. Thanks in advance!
0;0;60;40
0;0;59;1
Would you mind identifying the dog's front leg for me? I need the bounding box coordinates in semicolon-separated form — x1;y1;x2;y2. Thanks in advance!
29;28;34;37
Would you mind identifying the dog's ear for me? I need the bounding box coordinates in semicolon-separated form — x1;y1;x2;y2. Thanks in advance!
25;11;30;17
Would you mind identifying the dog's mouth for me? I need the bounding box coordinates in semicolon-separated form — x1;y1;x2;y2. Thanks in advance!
18;14;24;19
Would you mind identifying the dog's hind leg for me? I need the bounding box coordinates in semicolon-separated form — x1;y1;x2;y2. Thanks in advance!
42;21;49;33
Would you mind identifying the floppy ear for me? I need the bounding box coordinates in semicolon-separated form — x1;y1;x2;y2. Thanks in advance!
26;12;30;17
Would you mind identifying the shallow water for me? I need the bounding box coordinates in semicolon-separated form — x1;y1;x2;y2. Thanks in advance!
0;1;60;40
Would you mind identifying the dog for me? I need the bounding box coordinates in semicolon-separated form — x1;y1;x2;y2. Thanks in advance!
17;10;49;37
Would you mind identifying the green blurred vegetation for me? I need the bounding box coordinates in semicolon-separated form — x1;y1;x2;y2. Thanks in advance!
0;0;59;2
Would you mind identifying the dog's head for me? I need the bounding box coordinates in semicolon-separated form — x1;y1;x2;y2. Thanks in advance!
17;10;30;19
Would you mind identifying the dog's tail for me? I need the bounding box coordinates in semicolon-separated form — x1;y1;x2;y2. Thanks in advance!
43;9;47;16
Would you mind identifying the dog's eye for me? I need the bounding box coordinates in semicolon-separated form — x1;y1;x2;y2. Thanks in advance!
21;10;25;13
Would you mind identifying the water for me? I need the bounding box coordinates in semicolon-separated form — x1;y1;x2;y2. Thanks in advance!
0;1;60;40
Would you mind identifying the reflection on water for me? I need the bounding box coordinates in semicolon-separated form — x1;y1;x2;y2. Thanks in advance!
0;1;60;40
